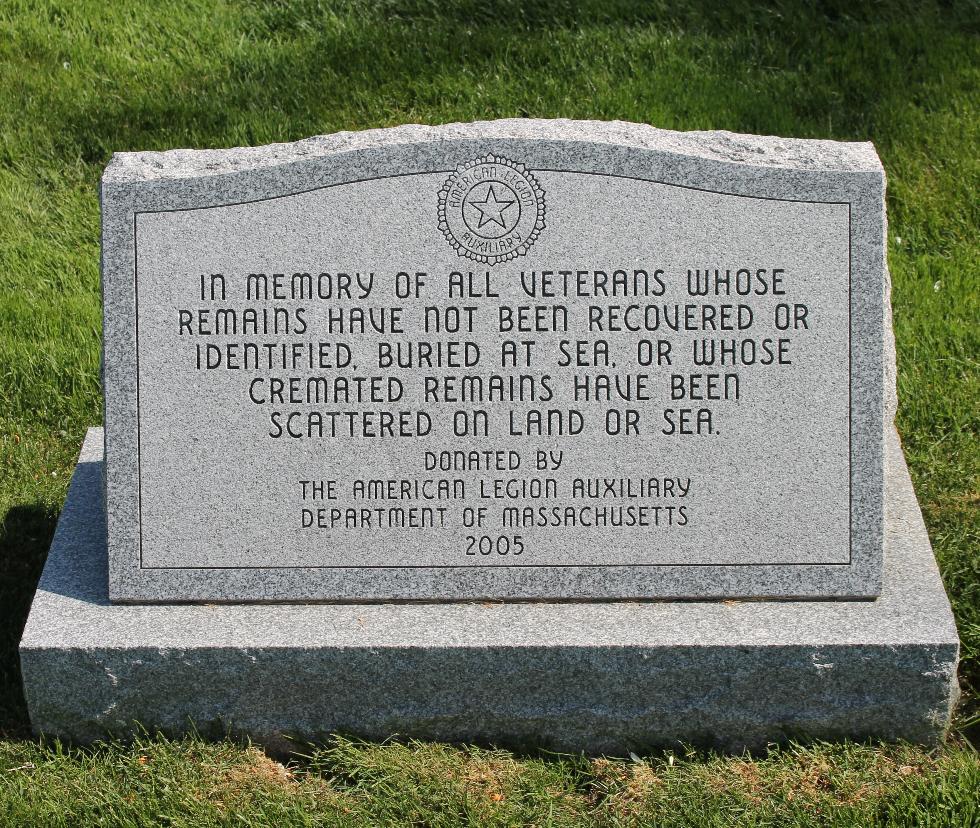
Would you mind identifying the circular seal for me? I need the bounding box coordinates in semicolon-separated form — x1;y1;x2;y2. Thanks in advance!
438;155;546;264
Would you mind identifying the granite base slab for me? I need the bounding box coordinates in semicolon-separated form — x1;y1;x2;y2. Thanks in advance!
20;428;958;754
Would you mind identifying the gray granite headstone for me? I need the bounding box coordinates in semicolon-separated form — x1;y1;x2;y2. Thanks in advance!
100;119;892;602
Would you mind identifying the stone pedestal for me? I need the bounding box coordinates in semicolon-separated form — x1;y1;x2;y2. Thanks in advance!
19;428;958;754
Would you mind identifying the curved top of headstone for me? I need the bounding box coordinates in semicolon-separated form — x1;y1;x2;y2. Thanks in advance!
103;118;883;183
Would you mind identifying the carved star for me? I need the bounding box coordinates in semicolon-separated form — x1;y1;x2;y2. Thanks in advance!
467;185;516;230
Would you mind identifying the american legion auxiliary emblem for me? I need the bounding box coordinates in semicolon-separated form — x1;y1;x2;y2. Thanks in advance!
438;155;546;264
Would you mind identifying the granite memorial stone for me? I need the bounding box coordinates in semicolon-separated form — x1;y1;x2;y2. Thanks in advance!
99;119;890;602
20;120;958;750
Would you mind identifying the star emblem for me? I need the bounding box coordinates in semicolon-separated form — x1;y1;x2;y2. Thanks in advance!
438;155;546;264
467;185;516;230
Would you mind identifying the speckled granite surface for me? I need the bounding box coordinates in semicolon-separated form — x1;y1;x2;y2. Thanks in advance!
101;121;892;601
103;119;883;182
20;427;957;753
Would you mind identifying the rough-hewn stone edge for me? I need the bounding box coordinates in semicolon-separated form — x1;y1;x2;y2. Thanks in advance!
19;640;960;755
102;119;883;183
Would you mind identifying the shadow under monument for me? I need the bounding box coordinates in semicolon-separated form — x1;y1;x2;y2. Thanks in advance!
0;503;57;737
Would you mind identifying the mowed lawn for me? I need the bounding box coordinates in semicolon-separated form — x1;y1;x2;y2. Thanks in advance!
0;1;977;824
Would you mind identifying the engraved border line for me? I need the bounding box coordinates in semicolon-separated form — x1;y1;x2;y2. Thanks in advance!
133;169;854;571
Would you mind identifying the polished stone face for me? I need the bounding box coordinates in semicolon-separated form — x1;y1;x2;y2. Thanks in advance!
100;120;890;601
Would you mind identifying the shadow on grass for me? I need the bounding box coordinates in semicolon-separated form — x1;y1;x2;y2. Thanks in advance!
249;0;975;35
0;503;56;738
43;0;977;165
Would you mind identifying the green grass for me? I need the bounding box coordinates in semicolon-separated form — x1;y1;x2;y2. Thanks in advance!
0;0;977;824
1;735;978;827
